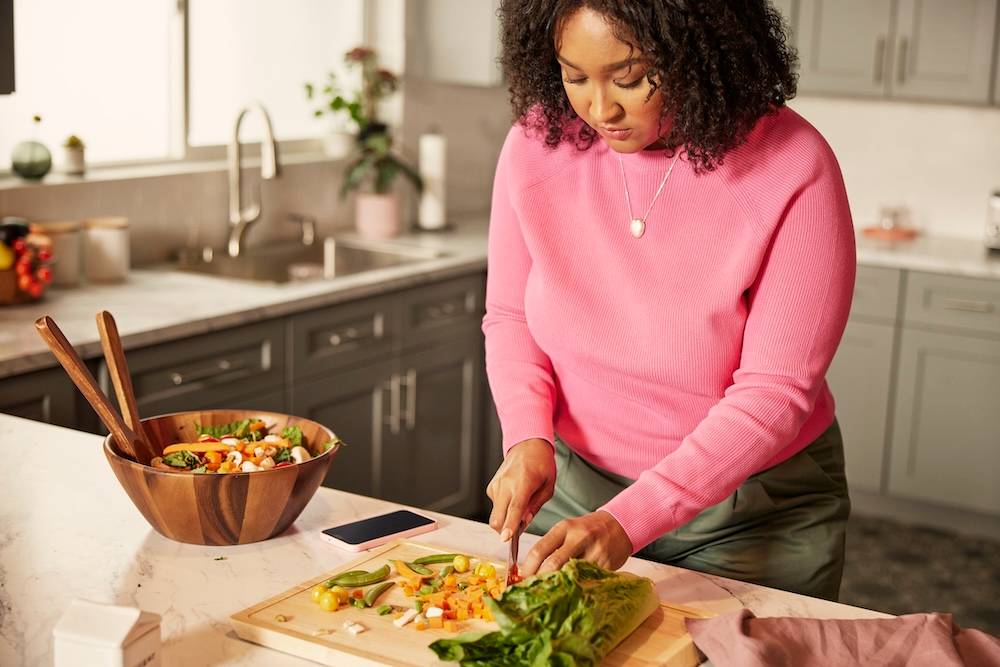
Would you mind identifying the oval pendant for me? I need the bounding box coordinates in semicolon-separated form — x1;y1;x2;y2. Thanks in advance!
630;218;646;238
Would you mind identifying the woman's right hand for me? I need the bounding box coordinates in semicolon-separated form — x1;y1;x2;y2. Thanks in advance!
486;438;557;541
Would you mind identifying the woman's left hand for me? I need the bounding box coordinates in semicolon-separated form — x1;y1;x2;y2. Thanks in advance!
520;510;633;576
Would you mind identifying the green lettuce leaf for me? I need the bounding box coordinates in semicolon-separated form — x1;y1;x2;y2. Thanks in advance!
429;560;657;667
280;425;303;447
274;447;293;464
197;419;252;439
162;450;201;469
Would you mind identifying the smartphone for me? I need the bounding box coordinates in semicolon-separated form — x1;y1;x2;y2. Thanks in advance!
320;510;437;552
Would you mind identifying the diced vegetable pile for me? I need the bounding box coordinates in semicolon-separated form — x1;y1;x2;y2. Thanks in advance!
307;553;505;635
149;418;340;474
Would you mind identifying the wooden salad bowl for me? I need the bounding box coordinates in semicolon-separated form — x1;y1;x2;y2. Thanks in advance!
104;409;340;546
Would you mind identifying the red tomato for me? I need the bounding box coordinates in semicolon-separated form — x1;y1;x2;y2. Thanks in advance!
37;266;53;283
27;282;43;299
37;248;52;262
14;261;31;276
11;238;26;254
17;274;33;291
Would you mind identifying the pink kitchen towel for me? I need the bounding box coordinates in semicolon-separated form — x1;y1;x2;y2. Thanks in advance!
686;609;1000;667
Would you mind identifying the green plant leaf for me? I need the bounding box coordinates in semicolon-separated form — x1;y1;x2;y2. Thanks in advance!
304;82;314;99
374;159;398;194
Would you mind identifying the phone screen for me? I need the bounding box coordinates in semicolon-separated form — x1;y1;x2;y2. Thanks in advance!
322;510;434;545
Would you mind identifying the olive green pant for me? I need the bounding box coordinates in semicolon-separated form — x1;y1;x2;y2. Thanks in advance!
528;420;851;601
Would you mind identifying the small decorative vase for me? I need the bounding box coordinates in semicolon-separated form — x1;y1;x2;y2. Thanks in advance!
63;146;86;176
355;192;400;240
11;140;52;180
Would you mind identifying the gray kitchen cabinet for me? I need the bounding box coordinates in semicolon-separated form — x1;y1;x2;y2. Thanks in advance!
100;319;286;415
407;0;503;87
769;0;798;43
382;338;484;517
796;0;998;104
797;0;894;97
0;366;77;427
891;0;997;104
826;266;902;493
291;360;396;498
826;320;896;492
887;327;1000;514
289;273;488;516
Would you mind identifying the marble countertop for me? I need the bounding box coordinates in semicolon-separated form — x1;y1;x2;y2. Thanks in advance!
856;233;1000;279
3;219;997;381
0;414;888;666
0;221;490;379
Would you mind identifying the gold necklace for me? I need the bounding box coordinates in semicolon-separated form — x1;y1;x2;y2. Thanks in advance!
616;152;681;238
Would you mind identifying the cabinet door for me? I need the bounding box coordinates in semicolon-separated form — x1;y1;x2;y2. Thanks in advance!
0;366;76;427
383;339;484;517
888;328;1000;515
797;0;893;96
139;389;287;420
892;0;997;104
770;0;798;44
825;320;896;492
291;361;395;498
407;0;502;86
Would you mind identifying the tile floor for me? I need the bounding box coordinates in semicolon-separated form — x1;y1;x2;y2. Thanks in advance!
840;514;1000;636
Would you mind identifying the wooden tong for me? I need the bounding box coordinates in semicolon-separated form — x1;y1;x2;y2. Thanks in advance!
34;313;158;465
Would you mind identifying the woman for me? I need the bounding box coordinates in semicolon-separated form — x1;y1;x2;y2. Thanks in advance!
484;0;855;601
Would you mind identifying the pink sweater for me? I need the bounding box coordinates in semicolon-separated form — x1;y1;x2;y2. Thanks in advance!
482;106;856;552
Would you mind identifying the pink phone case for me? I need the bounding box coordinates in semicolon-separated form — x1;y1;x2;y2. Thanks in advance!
320;515;438;552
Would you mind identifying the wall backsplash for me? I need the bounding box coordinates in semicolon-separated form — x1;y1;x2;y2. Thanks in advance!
790;97;1000;241
0;160;352;266
400;75;1000;242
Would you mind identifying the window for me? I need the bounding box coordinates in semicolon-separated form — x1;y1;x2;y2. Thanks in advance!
0;0;174;164
0;0;365;167
188;0;365;146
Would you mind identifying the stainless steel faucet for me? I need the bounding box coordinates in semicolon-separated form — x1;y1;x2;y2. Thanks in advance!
227;102;279;257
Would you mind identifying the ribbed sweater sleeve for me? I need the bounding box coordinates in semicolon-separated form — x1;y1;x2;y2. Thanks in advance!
599;137;856;551
481;128;558;453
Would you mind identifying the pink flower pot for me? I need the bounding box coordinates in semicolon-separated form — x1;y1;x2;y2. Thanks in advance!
355;192;400;240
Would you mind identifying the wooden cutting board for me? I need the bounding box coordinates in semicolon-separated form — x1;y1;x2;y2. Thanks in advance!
231;540;706;666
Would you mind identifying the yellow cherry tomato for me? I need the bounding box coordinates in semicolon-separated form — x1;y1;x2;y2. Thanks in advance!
452;554;470;574
319;590;339;612
310;584;327;603
328;585;350;604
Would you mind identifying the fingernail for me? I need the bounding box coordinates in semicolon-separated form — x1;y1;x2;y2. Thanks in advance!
500;528;511;542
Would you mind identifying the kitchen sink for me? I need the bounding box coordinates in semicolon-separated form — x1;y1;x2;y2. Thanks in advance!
176;238;447;283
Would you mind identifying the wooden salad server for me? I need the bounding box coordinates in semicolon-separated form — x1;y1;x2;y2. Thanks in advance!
95;310;158;464
34;315;151;464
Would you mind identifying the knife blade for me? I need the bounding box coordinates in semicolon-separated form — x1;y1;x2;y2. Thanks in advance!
505;519;525;586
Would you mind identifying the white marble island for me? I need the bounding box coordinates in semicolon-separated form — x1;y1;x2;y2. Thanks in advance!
0;414;888;666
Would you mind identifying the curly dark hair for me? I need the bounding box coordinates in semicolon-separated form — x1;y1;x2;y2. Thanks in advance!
498;0;798;171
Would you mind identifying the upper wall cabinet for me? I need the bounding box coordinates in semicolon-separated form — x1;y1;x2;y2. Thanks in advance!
406;0;503;87
797;0;895;97
797;0;998;105
892;0;997;104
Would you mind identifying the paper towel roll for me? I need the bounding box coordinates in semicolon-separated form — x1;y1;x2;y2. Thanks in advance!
418;132;447;230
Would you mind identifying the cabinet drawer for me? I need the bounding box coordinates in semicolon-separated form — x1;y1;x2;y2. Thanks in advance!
100;320;285;411
851;265;902;322
903;271;1000;336
290;293;397;379
399;274;485;346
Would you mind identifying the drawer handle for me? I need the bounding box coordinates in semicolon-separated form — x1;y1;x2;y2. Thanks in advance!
941;298;994;314
426;302;458;320
329;327;361;347
170;359;247;386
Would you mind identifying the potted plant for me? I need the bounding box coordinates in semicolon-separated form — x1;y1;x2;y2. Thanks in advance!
62;134;86;176
306;46;422;239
